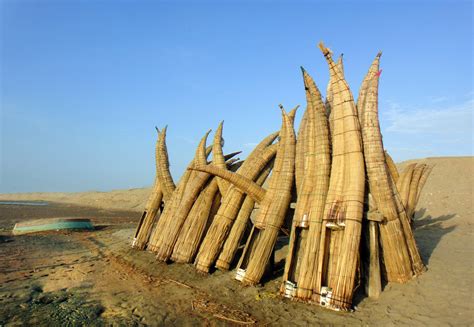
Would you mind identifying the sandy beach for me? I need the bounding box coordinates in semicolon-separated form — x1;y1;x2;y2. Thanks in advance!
1;156;472;325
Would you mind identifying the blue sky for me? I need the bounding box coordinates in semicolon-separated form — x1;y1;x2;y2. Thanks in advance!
1;0;472;193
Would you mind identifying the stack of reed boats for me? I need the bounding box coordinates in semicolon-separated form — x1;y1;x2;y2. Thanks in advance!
132;42;432;311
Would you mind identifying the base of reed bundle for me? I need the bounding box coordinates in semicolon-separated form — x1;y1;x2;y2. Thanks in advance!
170;253;193;264
215;259;231;271
131;238;146;251
279;283;313;302
195;263;211;274
146;244;159;253
279;283;355;312
156;252;170;262
235;269;260;286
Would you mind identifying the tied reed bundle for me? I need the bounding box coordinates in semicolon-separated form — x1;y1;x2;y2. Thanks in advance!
325;54;344;138
193;132;279;273
148;129;212;256
132;129;165;250
357;53;416;283
192;107;296;284
171;153;241;263
215;159;274;271
213;121;231;196
236;106;296;285
171;178;220;263
156;126;176;201
384;151;400;183
281;67;331;301
154;124;240;262
313;42;365;311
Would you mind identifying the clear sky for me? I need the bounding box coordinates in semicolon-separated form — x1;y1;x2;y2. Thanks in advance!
1;0;472;193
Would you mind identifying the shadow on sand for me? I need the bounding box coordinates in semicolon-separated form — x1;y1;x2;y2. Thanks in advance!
413;208;456;265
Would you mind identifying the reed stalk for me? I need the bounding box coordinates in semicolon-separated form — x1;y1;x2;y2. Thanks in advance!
132;177;164;250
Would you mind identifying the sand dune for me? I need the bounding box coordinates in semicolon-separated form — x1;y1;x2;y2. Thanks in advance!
0;188;150;212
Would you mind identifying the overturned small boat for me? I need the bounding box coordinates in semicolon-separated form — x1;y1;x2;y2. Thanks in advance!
13;217;94;235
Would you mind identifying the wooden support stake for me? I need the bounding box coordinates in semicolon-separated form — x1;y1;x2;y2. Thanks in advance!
367;221;382;299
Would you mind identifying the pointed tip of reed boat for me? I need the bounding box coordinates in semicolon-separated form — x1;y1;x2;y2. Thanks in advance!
278;104;285;114
318;41;331;56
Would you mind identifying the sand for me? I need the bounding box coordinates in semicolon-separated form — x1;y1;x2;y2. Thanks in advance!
0;188;150;213
0;156;472;325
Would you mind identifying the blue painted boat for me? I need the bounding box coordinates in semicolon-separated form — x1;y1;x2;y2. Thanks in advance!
13;218;94;235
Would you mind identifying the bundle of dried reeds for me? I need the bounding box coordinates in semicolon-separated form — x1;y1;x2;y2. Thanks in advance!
132;130;165;250
171;178;220;263
171;153;241;263
281;67;331;301
156;126;176;201
215;159;275;271
398;163;433;222
213;121;231;196
357;53;416;283
413;165;433;214
192;107;296;283
193;132;279;273
325;54;344;137
147;129;212;254
384;151;400;183
312;42;365;311
234;106;296;285
154;125;240;262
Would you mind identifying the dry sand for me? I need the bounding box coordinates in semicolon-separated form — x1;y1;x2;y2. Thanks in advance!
0;156;472;325
0;188;149;213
